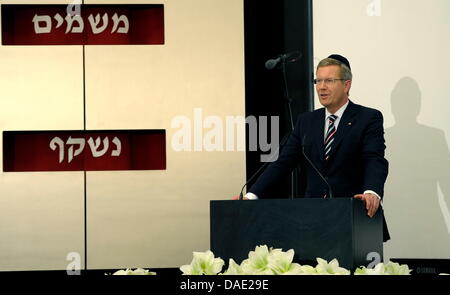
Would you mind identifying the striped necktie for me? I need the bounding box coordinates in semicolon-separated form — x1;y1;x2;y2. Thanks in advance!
324;114;337;161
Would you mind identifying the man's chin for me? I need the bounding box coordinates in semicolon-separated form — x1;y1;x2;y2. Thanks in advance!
319;99;330;108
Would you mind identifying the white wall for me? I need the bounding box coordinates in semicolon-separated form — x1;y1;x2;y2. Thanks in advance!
313;0;450;259
0;0;245;270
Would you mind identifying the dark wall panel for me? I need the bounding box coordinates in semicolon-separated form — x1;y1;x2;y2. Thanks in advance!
244;0;313;198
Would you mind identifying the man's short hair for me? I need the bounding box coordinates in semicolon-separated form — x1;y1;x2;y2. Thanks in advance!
317;57;353;81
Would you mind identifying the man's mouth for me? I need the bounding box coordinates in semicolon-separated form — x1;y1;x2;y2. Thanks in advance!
320;94;329;99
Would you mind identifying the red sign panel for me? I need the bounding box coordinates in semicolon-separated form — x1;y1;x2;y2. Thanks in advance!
3;130;166;172
1;4;164;45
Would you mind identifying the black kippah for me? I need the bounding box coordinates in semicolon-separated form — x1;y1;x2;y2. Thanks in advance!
328;54;351;71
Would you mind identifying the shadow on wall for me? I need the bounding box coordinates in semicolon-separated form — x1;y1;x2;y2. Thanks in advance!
384;77;450;259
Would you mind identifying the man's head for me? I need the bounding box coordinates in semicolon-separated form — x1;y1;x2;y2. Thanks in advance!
315;54;353;113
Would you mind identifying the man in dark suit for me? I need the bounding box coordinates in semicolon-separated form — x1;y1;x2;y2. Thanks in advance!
244;54;390;241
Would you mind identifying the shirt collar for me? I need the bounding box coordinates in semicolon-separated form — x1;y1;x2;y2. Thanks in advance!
325;100;349;119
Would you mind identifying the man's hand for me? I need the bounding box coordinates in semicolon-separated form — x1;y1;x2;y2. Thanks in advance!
231;195;250;200
353;193;380;218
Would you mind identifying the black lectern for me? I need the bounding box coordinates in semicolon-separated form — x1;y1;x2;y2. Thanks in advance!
210;198;383;270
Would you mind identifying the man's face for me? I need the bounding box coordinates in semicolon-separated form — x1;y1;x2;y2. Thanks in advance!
316;65;351;113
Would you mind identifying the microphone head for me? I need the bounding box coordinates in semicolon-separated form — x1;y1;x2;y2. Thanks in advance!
265;58;279;70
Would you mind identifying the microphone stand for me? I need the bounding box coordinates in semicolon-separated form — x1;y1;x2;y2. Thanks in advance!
281;58;295;132
239;131;291;200
281;57;298;200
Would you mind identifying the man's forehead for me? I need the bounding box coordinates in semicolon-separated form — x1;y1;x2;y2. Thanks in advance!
316;65;341;76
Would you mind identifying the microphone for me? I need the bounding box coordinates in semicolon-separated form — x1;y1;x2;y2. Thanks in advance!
265;51;302;70
301;135;333;198
238;158;272;200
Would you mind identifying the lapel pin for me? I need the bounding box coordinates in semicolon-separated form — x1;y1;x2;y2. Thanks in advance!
348;122;352;126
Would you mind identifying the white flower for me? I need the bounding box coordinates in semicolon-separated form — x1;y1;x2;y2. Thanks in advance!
238;245;316;275
314;258;350;275
267;248;303;275
111;269;130;275
240;245;275;275
180;250;224;275
355;261;411;275
277;263;314;275
295;265;318;275
221;259;244;275
383;262;411;275
111;268;156;275
354;263;386;275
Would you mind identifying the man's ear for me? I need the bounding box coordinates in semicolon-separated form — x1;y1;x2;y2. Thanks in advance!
345;79;352;96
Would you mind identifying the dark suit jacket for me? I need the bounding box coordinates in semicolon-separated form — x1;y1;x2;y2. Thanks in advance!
249;100;390;241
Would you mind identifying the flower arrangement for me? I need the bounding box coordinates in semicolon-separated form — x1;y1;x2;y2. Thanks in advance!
107;245;414;275
179;245;411;275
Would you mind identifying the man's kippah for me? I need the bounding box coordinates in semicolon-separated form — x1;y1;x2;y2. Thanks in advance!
328;54;351;71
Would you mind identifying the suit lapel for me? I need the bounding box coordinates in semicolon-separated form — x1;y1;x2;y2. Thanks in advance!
312;109;326;169
327;100;359;160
